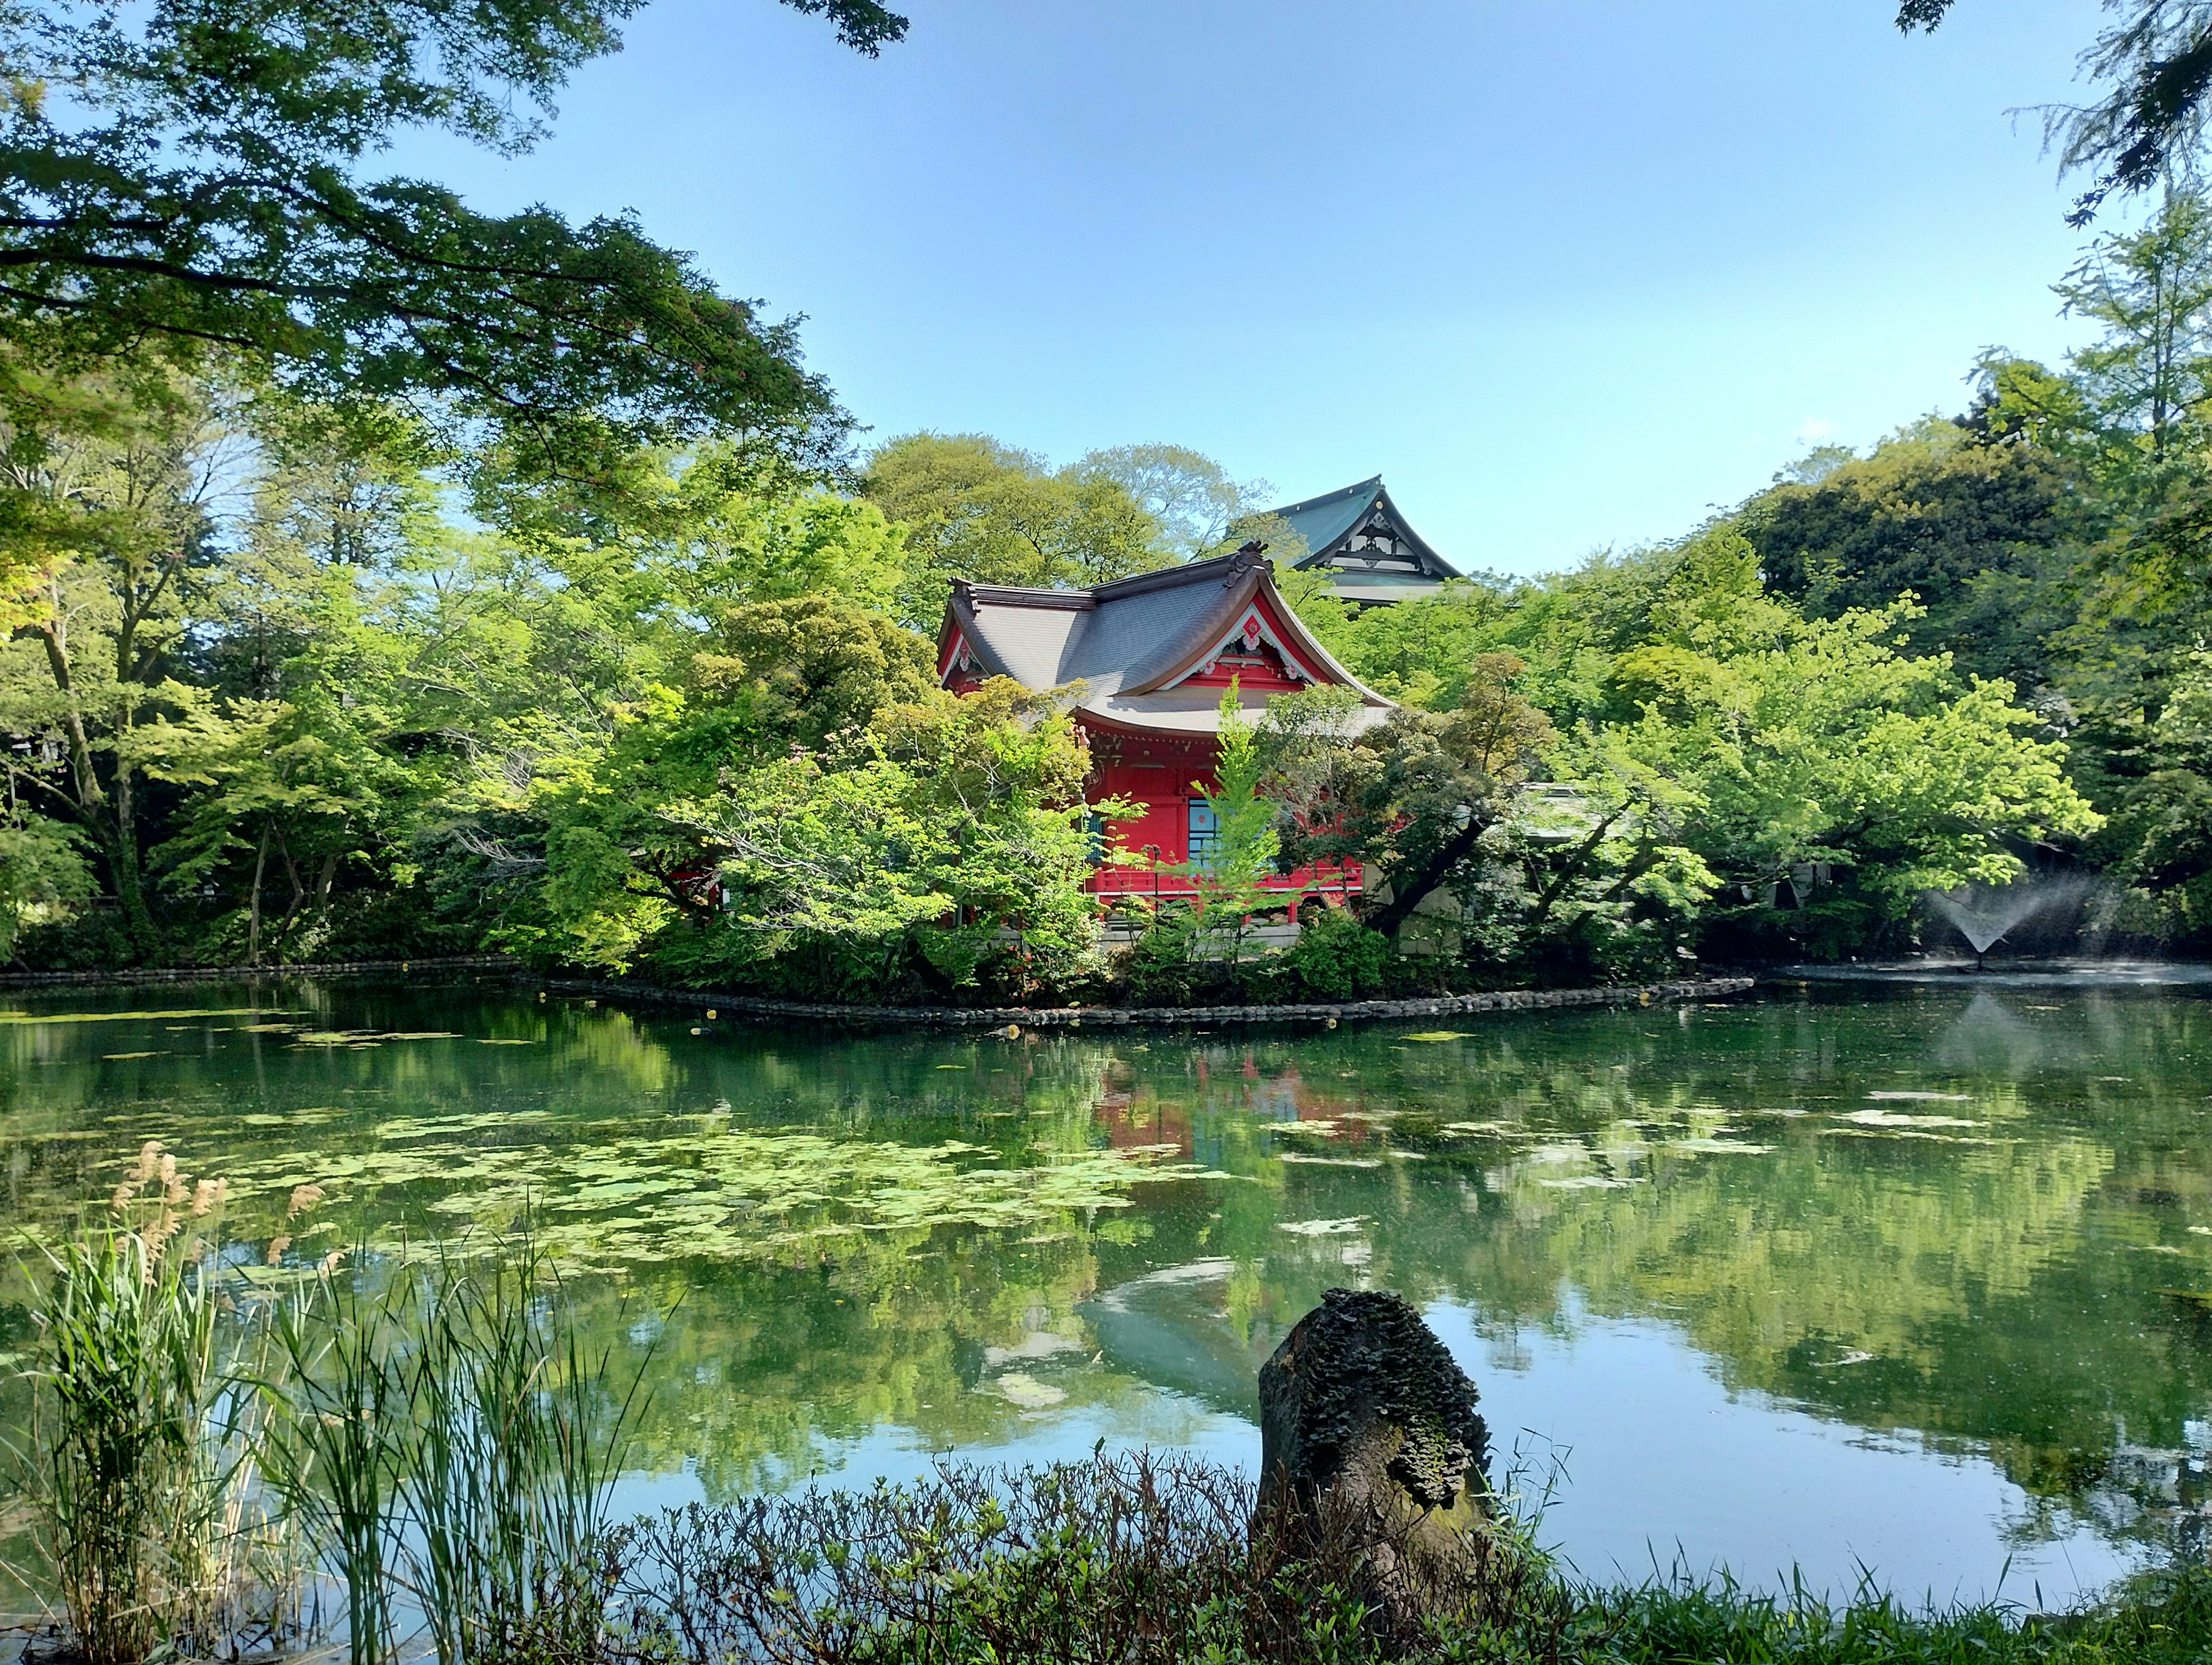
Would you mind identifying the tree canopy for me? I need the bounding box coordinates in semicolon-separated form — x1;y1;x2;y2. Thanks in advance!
1900;0;2212;222
0;0;902;482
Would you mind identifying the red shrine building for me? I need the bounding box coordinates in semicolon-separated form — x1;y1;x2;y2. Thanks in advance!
935;540;1396;915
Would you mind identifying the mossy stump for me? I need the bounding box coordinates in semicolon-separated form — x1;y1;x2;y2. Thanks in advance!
1256;1288;1492;1641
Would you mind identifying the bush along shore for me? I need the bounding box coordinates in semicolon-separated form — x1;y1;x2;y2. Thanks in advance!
12;1186;2212;1665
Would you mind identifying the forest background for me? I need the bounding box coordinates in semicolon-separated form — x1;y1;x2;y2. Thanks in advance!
5;0;2212;1004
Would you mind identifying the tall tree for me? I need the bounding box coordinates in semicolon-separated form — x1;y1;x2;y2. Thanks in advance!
859;434;1171;618
1072;445;1263;560
0;367;232;946
1733;418;2082;684
0;0;898;480
2055;191;2212;457
1900;0;2212;222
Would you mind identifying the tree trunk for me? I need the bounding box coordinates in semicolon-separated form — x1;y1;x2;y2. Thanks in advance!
33;606;156;952
1256;1289;1491;1649
272;831;308;948
315;848;341;924
248;821;272;964
1361;814;1492;940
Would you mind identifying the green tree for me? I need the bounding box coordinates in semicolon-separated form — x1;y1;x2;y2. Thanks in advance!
2055;192;2212;460
1263;659;1555;942
1900;0;2212;223
861;434;1171;619
1183;682;1282;964
693;598;937;751
1595;534;2101;950
0;369;230;947
1071;445;1263;560
1733;418;2084;684
528;672;1101;1000
0;0;899;473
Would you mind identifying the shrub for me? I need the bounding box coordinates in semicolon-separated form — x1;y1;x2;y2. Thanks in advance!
1277;908;1389;1000
590;1451;1558;1665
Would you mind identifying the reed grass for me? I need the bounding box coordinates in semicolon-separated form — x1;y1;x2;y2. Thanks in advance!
259;1233;647;1665
16;1149;299;1664
404;1240;645;1665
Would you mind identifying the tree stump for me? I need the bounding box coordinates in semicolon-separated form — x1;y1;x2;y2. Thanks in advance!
1256;1288;1491;1640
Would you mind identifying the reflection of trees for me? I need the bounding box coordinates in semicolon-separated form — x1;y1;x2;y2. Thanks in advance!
570;1235;1141;1498
10;981;2212;1535
1446;1127;2114;1402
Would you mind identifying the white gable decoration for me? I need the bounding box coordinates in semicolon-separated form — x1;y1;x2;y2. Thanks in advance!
1177;605;1323;687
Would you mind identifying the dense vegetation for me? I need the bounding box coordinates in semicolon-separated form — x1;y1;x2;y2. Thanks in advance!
12;0;2212;998
17;200;2212;996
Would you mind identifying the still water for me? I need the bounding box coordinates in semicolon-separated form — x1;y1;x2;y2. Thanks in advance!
3;976;2210;1606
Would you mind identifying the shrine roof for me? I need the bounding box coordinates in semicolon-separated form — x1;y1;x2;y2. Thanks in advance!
1260;477;1460;588
940;545;1392;736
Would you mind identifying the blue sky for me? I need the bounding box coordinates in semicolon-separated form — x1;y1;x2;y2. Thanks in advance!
408;0;2111;575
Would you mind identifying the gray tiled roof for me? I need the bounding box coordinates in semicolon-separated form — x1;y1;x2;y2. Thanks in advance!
1271;477;1386;566
945;548;1392;736
1260;477;1459;583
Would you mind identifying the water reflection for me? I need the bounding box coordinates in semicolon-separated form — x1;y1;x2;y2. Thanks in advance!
3;977;2212;1600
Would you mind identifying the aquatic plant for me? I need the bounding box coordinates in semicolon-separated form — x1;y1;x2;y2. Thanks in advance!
219;1113;1213;1273
260;1234;649;1665
404;1239;647;1665
16;1148;297;1663
259;1260;409;1665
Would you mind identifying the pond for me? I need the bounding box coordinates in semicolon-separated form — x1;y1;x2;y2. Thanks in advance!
2;974;2210;1609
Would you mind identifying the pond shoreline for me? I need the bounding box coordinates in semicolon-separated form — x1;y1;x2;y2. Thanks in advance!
0;955;1754;1027
541;972;1758;1028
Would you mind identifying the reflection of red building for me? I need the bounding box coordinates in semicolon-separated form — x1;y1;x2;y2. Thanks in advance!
935;545;1394;912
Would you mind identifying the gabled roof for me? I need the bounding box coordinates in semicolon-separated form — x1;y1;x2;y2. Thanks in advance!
940;544;1392;737
1260;477;1460;602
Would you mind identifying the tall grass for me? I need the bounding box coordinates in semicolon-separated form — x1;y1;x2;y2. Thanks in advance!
260;1235;647;1665
406;1243;643;1665
16;1148;298;1664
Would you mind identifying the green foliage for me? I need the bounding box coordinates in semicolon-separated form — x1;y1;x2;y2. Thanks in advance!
0;0;891;476
0;811;92;956
861;433;1173;619
527;665;1104;1002
1071;443;1266;559
1902;0;2212;226
19;1154;295;1664
1275;905;1389;999
1737;418;2081;681
596;1450;1560;1665
698;597;938;751
1186;684;1282;953
261;1236;643;1665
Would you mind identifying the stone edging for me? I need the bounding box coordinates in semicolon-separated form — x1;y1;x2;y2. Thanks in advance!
539;974;1758;1030
0;955;515;988
0;956;1756;1029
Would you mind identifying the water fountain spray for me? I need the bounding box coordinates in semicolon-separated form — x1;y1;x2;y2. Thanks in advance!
1926;878;2094;968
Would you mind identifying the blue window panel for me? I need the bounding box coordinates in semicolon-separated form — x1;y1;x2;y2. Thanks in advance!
1187;799;1219;862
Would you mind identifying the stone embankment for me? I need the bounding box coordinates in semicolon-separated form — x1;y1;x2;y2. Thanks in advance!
0;954;514;988
537;974;1757;1029
0;956;1755;1029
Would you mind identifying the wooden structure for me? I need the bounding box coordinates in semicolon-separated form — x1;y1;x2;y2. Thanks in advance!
1261;476;1460;605
937;544;1392;912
